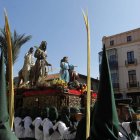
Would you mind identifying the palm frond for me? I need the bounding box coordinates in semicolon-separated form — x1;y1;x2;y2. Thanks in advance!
0;27;32;65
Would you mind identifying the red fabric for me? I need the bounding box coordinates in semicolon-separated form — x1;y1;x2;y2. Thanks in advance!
68;89;81;95
23;88;97;98
92;93;97;98
24;89;61;97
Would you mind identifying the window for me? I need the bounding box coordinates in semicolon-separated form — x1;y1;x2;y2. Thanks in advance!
111;73;119;88
110;55;116;62
111;73;118;83
127;51;134;64
110;40;114;46
128;70;137;86
127;36;132;42
109;55;118;69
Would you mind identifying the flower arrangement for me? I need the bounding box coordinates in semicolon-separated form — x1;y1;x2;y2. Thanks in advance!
51;79;68;89
77;83;87;94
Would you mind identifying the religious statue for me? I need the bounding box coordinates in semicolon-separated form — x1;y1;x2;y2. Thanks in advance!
69;65;79;82
18;47;35;86
60;56;78;83
60;56;70;83
34;41;52;85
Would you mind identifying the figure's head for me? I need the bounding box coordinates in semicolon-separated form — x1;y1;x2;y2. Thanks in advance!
40;41;47;51
117;104;133;122
29;47;34;53
41;107;49;119
70;107;82;122
61;106;70;118
63;56;68;62
49;106;58;122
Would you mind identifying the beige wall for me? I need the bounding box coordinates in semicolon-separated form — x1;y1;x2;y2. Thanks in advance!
102;28;140;95
102;28;140;48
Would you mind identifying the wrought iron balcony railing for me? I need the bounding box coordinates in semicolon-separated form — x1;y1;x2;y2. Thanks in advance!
127;81;139;88
125;58;137;66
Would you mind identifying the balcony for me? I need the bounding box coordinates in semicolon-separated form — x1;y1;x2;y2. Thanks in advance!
109;61;118;70
125;59;137;66
127;81;139;89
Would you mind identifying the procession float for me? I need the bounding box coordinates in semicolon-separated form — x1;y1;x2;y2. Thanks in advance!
15;41;97;110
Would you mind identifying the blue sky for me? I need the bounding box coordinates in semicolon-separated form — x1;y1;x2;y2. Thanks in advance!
0;0;140;78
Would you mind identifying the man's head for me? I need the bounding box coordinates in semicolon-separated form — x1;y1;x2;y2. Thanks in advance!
29;47;34;53
61;106;70;118
117;104;133;122
63;56;68;63
49;106;58;122
40;41;47;51
70;107;82;122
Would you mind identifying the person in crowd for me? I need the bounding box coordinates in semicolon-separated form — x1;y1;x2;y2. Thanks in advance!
31;108;43;140
41;107;49;120
37;107;49;140
14;107;25;140
23;108;35;140
60;106;72;127
75;112;86;140
69;107;82;128
41;106;58;140
76;106;93;140
49;106;71;140
117;104;134;140
62;107;82;140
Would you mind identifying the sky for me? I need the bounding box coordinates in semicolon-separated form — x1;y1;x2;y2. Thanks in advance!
0;0;140;79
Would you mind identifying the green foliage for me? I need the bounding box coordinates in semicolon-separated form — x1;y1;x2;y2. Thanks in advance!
0;27;32;81
0;27;32;65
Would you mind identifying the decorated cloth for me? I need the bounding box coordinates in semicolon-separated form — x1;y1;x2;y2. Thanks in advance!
90;45;119;140
0;52;18;140
32;117;43;140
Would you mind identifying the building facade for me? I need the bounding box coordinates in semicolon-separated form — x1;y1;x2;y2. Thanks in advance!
100;28;140;106
78;74;99;93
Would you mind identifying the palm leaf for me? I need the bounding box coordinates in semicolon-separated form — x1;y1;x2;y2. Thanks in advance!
0;26;32;81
